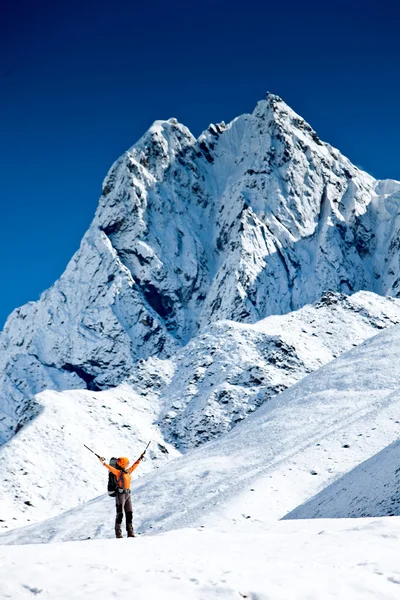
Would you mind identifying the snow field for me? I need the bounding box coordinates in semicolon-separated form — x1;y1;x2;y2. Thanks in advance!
1;518;400;599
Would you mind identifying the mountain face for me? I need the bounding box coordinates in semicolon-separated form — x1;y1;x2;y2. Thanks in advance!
153;292;400;449
1;93;400;444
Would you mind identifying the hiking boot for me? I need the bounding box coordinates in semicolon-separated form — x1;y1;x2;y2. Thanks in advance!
127;525;135;538
115;526;123;539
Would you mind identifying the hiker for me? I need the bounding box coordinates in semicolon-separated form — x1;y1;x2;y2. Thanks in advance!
98;454;145;538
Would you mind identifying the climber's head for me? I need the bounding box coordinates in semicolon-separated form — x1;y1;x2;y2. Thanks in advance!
117;457;129;469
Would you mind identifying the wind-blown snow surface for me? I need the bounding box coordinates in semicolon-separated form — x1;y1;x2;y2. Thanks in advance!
1;519;400;600
285;437;400;520
1;93;400;443
1;291;399;531
4;322;400;546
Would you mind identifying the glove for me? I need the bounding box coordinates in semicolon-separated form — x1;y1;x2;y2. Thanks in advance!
139;453;145;461
98;456;106;464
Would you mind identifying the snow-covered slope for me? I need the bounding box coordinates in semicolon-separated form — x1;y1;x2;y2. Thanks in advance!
1;291;399;531
0;375;179;533
4;322;400;545
155;291;400;448
1;518;400;600
285;437;400;520
1;93;400;445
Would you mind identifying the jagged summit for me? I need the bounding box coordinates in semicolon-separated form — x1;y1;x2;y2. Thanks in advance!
254;91;296;118
1;95;400;444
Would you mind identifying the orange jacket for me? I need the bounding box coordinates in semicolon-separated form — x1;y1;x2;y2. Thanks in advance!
104;459;141;490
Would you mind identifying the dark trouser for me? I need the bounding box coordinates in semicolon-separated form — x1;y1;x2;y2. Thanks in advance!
115;491;133;532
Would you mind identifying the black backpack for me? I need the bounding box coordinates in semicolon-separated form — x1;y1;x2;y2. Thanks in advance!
107;457;122;497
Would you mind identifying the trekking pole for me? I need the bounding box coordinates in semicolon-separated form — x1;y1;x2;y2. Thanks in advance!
139;440;152;461
84;444;105;461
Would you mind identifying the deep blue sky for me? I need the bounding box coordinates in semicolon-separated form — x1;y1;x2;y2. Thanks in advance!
1;0;399;328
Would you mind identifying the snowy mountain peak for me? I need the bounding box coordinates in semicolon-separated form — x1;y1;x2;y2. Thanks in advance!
254;91;293;118
136;117;196;163
1;94;400;447
252;92;323;148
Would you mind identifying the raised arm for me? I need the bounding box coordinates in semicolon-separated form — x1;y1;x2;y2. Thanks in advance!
98;456;120;477
128;453;145;474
